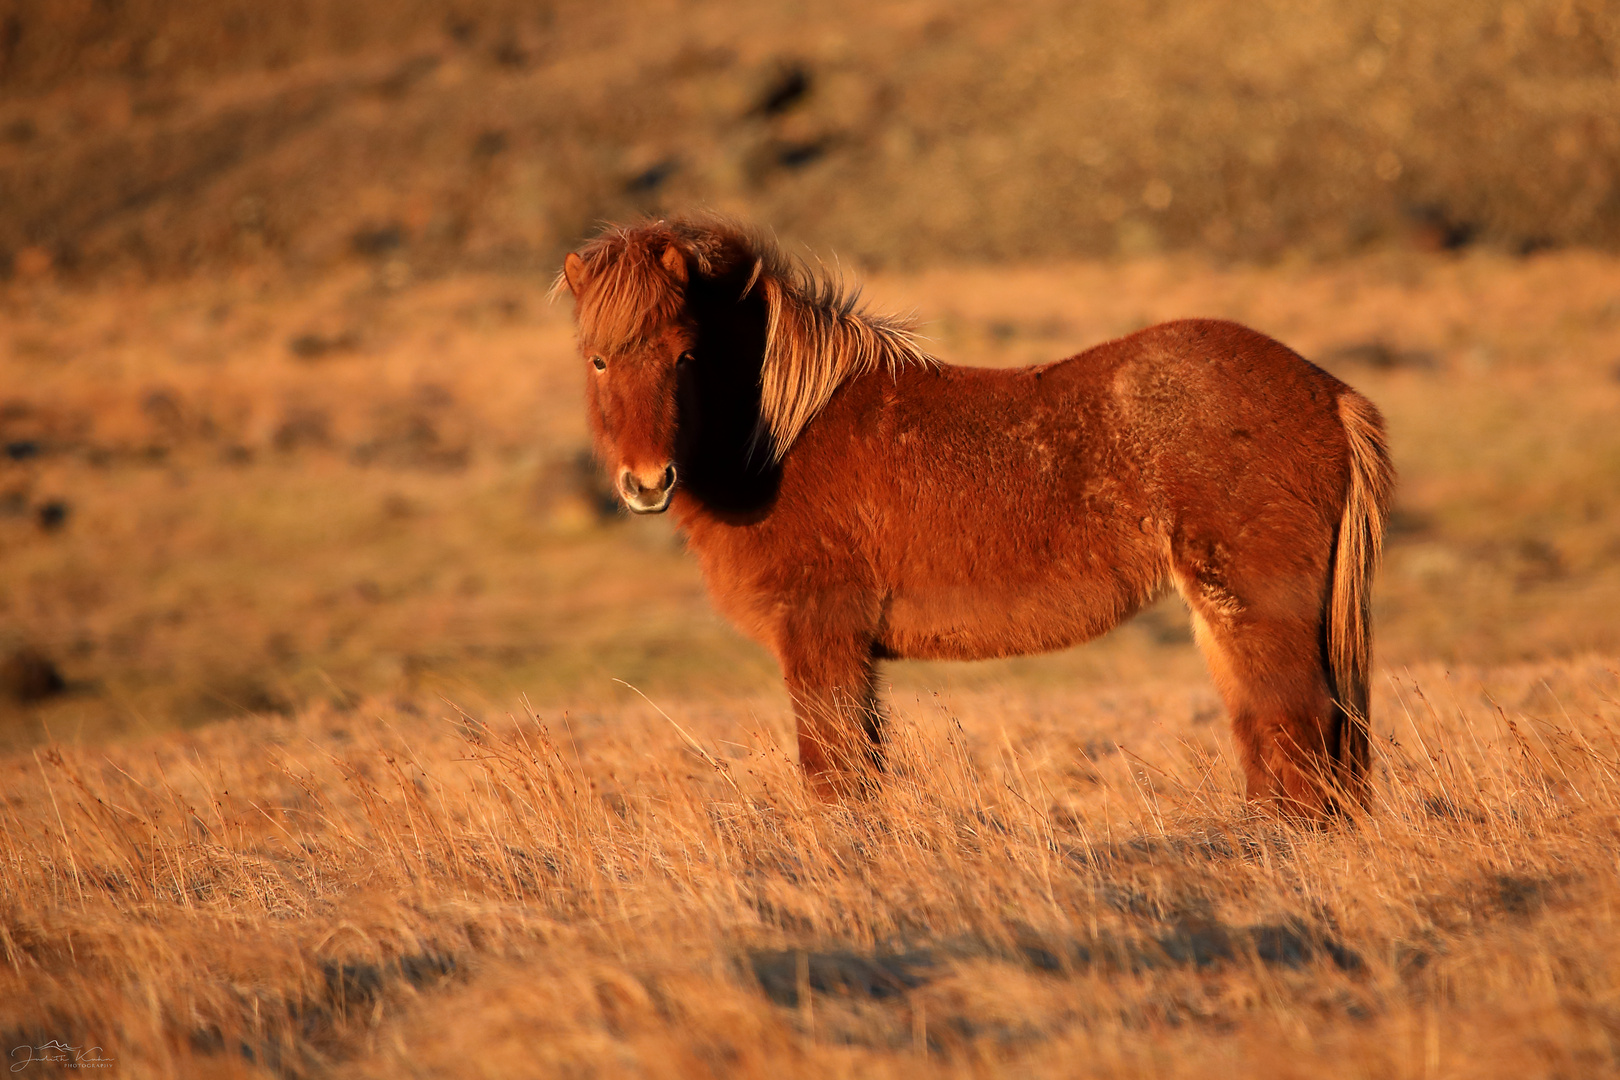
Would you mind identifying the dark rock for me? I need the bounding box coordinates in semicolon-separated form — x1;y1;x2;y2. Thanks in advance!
775;139;827;169
625;159;678;195
350;223;405;257
1494;874;1545;917
1515;538;1564;584
491;37;529;68
286;331;358;360
2;117;35;145
36;500;69;531
272;408;332;451
753;65;812;116
1407;204;1478;252
1;647;66;703
471;129;508;161
749;948;936;1007
1158;917;1363;972
1156;919;1234;968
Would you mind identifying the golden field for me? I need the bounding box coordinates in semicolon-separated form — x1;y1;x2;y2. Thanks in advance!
5;656;1620;1077
5;0;1620;1075
2;248;1619;1077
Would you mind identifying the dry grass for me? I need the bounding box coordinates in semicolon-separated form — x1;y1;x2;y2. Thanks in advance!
4;658;1620;1077
3;168;1620;1079
6;4;1620;1074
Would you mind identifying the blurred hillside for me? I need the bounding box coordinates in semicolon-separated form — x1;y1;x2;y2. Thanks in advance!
2;0;1618;279
3;249;1619;745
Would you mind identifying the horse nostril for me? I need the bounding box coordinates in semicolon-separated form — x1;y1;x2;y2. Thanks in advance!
619;465;675;502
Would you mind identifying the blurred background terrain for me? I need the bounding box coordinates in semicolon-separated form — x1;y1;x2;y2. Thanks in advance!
1;0;1619;745
3;0;1619;276
7;6;1620;1077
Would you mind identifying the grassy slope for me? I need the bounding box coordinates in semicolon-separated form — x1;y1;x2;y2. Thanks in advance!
1;249;1619;1074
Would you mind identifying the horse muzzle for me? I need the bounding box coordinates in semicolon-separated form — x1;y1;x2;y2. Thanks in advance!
619;463;677;514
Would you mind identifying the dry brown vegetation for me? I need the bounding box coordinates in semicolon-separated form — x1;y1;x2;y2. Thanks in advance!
5;659;1620;1077
3;247;1620;1077
6;2;1620;1076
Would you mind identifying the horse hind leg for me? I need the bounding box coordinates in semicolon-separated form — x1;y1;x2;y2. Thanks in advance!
1172;556;1342;818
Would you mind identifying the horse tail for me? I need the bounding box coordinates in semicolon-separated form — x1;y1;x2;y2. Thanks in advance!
1327;390;1395;807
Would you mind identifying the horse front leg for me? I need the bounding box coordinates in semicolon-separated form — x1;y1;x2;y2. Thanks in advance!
775;601;883;802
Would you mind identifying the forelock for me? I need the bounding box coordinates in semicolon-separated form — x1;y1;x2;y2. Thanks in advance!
560;216;767;351
570;229;689;351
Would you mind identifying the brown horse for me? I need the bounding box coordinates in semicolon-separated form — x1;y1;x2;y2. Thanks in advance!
557;216;1394;816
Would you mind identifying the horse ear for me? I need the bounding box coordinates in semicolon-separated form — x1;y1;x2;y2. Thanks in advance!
660;244;688;285
559;252;587;295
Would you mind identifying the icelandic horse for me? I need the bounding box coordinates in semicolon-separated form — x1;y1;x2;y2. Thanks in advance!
556;216;1394;817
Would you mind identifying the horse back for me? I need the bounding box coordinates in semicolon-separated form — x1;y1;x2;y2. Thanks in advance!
863;316;1352;539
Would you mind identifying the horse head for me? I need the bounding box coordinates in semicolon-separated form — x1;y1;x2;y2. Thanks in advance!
558;216;928;518
557;219;788;518
557;239;695;513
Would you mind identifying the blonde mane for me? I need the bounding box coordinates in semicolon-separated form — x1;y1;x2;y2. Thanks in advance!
558;216;935;461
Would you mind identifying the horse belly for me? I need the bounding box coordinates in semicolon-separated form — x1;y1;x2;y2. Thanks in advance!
879;570;1143;662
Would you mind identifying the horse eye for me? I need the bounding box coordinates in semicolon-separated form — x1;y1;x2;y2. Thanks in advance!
678;351;694;366
591;357;606;371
